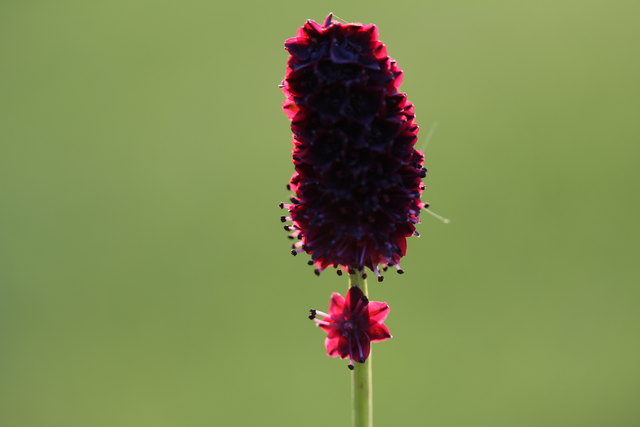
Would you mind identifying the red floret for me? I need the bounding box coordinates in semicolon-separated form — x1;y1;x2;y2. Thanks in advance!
310;286;391;368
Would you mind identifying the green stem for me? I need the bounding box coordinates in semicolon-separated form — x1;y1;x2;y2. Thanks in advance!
349;273;372;427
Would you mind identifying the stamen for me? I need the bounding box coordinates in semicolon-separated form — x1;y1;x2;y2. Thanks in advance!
373;266;383;282
309;310;338;323
418;120;438;152
358;248;366;269
287;229;301;239
356;338;365;363
313;318;334;327
422;206;450;224
313;310;331;318
351;294;368;315
389;263;404;274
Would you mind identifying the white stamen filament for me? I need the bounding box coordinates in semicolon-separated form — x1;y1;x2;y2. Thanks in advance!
419;120;438;152
423;207;450;224
313;310;331;318
313;319;334;327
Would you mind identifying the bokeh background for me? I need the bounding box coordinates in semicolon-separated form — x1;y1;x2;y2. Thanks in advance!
2;1;639;426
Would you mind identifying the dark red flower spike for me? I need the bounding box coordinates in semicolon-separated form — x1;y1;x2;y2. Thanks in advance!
280;14;426;279
309;286;391;369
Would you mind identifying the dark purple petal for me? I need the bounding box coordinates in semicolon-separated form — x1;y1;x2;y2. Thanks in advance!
345;286;365;311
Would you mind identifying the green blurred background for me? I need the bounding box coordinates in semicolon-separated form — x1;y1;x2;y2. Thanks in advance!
1;1;639;426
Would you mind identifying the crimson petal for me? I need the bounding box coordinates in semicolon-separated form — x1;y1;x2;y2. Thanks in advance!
328;292;345;316
368;301;390;323
368;323;392;342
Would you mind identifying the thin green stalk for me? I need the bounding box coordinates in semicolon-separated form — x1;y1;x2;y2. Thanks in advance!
349;273;372;427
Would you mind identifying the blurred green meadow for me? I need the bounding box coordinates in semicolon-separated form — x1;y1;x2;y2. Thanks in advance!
1;1;639;426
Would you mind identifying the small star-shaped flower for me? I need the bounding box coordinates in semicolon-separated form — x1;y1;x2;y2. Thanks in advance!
309;286;392;369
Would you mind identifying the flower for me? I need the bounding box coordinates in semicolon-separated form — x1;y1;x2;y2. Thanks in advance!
280;14;426;280
309;285;391;369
